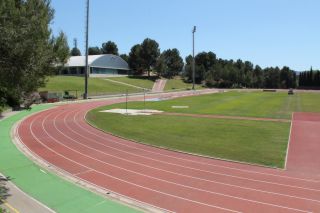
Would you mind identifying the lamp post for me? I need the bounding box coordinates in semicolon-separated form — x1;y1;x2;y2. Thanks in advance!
192;26;196;90
84;0;90;99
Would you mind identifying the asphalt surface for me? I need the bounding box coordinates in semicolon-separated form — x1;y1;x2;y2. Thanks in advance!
0;174;54;213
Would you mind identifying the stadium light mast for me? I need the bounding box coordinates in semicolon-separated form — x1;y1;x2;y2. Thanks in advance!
84;0;90;99
192;26;196;90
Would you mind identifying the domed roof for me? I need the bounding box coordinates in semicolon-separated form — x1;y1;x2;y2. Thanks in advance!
65;54;129;70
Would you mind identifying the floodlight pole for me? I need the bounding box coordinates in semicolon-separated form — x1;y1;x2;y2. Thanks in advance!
84;0;90;99
192;26;196;90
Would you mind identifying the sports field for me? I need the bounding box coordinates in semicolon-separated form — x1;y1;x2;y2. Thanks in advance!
87;91;320;168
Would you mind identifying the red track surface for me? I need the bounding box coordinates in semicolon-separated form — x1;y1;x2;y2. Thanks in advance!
16;93;320;213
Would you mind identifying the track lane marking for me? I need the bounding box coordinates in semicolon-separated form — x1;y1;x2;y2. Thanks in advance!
58;107;320;204
284;113;294;169
72;108;320;193
80;104;320;184
37;108;313;212
27;110;240;213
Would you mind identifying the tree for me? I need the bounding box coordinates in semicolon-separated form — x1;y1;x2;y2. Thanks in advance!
140;38;160;77
101;41;118;55
154;55;167;77
120;54;129;63
128;44;144;74
53;31;70;66
160;48;184;78
0;0;65;108
252;65;264;88
70;38;81;56
88;46;102;55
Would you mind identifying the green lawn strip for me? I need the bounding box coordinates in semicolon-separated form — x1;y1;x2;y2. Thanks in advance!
164;78;204;91
39;76;143;96
107;76;155;89
104;91;320;119
87;110;290;168
0;105;139;213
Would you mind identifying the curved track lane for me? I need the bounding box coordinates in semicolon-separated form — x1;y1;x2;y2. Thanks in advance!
17;93;320;213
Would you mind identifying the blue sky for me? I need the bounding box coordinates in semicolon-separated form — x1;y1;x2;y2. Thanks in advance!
51;0;320;71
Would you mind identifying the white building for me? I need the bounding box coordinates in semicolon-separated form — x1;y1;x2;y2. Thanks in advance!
61;54;130;77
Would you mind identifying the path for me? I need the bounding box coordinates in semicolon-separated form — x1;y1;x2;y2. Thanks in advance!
0;112;54;213
104;78;149;91
152;79;167;92
15;90;320;213
0;174;54;213
286;112;320;178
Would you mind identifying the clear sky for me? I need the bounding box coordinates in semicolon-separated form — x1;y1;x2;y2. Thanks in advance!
51;0;320;71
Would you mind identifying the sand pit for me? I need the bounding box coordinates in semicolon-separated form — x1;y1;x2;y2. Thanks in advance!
100;109;163;115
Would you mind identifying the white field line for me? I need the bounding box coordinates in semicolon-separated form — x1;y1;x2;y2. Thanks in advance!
31;110;240;213
104;78;149;90
285;113;294;169
60;108;320;204
81;103;320;183
44;109;312;213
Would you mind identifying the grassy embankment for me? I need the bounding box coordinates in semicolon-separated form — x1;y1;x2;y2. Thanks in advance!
39;76;206;97
39;76;151;96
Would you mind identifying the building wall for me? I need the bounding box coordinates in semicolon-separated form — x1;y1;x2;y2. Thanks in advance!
60;66;129;77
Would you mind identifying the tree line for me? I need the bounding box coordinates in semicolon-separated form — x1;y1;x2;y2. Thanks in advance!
184;51;298;89
1;0;319;112
71;38;184;78
299;69;320;88
72;39;306;89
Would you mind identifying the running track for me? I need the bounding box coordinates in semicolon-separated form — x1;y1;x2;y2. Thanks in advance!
16;92;320;212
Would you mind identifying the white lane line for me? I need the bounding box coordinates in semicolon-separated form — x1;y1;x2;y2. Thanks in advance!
40;169;47;174
58;108;320;204
46;109;313;212
16;124;172;213
29;110;239;213
285;113;294;169
73;169;93;176
24;111;173;213
80;105;320;184
75;109;320;193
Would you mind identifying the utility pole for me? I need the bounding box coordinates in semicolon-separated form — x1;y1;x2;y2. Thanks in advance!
192;26;196;90
84;0;90;99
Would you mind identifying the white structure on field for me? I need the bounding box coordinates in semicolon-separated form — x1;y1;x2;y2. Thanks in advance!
61;54;130;77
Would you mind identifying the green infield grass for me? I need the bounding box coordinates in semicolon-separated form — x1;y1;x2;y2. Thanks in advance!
100;91;320;119
87;91;320;167
87;111;290;168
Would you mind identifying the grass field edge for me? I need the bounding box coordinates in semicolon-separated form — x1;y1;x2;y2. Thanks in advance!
284;113;294;170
